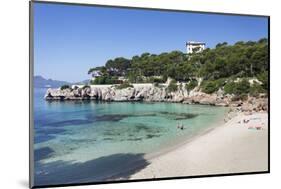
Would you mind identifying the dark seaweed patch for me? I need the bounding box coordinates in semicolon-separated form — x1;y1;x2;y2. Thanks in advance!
34;135;56;144
134;124;151;132
100;123;163;142
158;111;198;120
95;115;128;122
34;118;51;126
133;113;157;117
35;128;66;144
127;138;143;141
146;134;161;139
46;119;93;127
69;147;76;151
34;153;149;186
86;112;158;122
134;123;163;134
174;115;197;120
36;128;66;135
103;137;114;141
72;139;96;143
103;131;121;136
34;147;54;162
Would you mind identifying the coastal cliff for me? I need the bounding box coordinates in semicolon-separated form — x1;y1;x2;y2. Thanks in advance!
44;38;268;114
44;84;268;113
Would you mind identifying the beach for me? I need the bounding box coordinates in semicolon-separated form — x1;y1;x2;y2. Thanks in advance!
34;89;269;185
130;112;268;179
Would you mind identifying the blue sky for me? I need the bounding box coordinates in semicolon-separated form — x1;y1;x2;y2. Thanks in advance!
34;2;268;82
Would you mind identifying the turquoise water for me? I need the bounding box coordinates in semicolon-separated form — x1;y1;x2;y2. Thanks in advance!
33;88;227;186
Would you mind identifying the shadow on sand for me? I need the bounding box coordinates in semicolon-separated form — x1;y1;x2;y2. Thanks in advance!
34;153;149;187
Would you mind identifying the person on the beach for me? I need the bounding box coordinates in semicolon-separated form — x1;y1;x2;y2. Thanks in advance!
243;119;250;124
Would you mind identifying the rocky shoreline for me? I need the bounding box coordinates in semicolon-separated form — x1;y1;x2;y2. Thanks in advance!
44;84;268;113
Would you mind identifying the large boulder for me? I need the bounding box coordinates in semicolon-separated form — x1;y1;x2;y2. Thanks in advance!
172;92;184;102
44;88;72;100
199;94;217;105
113;87;135;101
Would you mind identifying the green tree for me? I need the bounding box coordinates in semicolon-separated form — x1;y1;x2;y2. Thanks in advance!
167;79;178;92
224;79;250;95
185;80;198;92
87;38;268;96
60;85;70;90
257;71;268;91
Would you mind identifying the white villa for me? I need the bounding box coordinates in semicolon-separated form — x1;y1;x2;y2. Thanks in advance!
186;41;206;54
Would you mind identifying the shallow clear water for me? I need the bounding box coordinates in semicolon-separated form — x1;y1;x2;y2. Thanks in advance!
33;88;227;186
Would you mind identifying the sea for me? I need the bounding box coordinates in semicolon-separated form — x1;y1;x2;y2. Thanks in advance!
33;88;227;186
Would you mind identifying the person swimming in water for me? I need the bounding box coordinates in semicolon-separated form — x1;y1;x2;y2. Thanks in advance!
177;122;184;130
180;123;184;130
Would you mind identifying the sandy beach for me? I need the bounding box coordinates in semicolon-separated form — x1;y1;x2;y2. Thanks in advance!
130;112;268;179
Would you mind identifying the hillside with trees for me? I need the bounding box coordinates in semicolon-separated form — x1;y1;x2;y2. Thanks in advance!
88;38;268;97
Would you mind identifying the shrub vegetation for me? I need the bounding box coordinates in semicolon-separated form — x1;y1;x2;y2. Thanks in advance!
87;38;268;95
167;79;178;92
185;80;198;92
60;85;70;90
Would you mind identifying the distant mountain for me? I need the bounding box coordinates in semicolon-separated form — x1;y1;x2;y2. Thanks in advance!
73;79;91;85
34;75;70;88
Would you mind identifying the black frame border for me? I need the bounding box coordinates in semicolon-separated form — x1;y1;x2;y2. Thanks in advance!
29;0;270;188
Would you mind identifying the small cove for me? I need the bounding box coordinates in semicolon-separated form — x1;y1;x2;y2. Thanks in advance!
33;88;228;185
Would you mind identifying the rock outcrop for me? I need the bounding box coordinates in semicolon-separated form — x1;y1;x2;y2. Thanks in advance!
44;84;268;113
